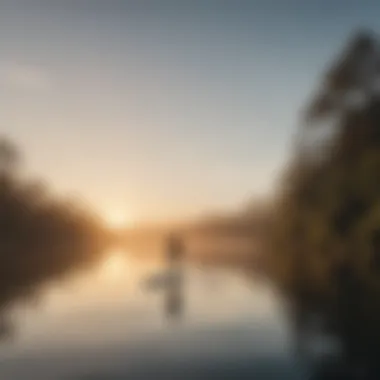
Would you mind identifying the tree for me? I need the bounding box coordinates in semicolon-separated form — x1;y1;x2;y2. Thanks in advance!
0;138;109;331
270;30;380;377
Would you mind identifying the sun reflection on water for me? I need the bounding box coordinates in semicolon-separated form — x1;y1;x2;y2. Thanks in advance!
101;252;127;280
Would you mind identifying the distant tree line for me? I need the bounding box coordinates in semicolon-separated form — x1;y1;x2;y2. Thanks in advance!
0;138;109;326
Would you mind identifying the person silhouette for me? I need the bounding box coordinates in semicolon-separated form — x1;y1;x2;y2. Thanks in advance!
166;233;184;263
164;233;185;321
142;233;186;322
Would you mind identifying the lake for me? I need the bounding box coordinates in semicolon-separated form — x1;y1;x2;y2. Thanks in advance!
0;248;309;379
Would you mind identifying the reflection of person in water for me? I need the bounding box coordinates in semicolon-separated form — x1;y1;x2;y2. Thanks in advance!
165;234;185;321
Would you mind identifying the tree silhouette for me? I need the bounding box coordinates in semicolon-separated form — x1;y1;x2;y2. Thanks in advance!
0;137;109;335
270;30;380;378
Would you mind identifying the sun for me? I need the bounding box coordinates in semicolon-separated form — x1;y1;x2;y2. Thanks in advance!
104;210;134;229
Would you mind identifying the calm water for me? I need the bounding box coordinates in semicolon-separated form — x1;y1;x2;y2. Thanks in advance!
0;249;308;379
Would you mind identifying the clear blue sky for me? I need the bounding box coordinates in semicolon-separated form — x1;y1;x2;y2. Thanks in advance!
1;1;379;222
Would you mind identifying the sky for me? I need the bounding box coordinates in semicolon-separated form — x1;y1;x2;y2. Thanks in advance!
1;0;380;223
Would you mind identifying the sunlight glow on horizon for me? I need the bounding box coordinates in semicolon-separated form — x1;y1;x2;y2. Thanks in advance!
103;209;135;229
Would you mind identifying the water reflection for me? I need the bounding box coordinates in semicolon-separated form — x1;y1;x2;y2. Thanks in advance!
0;314;14;342
101;253;127;280
0;247;295;379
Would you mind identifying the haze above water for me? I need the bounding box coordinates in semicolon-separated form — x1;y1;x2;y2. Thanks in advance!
0;249;305;380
